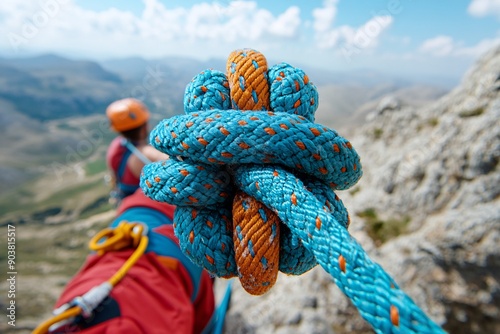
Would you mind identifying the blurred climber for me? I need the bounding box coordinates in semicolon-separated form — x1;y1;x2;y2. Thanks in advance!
34;188;219;334
105;98;168;203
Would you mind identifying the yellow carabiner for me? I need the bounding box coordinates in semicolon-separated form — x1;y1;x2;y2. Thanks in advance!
89;221;144;254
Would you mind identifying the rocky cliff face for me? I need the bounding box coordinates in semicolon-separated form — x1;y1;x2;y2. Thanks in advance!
223;46;500;333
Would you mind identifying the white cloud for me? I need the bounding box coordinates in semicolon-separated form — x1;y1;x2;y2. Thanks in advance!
312;0;338;33
419;35;456;57
179;1;301;42
0;0;302;58
468;0;500;19
312;0;393;52
350;15;393;48
316;15;394;50
269;6;301;38
419;35;500;57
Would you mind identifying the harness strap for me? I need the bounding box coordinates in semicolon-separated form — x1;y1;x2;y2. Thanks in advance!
122;139;152;165
113;207;203;302
115;147;137;195
115;139;153;196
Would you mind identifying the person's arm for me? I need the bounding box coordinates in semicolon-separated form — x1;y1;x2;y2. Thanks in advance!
127;145;169;178
142;145;170;162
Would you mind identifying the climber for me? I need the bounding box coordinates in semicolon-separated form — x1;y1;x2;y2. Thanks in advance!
36;188;218;334
105;98;168;203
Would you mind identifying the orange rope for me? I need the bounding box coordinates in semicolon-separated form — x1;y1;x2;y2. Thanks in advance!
226;49;270;111
233;191;280;295
226;49;281;295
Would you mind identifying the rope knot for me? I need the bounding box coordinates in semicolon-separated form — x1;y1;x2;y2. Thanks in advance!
140;49;445;334
141;48;361;295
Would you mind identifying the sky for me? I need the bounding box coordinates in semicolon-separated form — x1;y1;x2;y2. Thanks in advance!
1;0;499;85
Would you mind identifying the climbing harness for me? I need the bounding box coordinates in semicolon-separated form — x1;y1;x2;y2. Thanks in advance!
109;139;153;203
34;209;231;334
140;49;446;333
33;221;149;334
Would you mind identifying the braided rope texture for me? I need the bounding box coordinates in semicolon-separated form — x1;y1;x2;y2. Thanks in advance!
141;49;445;333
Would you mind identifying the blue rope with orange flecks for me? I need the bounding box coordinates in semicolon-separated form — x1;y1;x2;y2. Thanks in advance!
140;49;445;333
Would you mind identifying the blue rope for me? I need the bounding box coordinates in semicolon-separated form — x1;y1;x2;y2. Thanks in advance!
140;49;445;333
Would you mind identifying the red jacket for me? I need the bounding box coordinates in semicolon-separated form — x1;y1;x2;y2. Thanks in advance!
52;190;215;334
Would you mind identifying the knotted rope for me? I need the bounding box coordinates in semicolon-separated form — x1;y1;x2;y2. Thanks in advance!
141;49;445;333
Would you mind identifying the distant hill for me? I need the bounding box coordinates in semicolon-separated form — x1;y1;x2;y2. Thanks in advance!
100;56;226;82
0;54;122;82
0;55;123;121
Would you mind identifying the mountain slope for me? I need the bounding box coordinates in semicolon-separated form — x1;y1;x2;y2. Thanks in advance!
345;44;500;333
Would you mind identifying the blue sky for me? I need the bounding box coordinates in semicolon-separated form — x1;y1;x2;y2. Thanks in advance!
1;0;499;85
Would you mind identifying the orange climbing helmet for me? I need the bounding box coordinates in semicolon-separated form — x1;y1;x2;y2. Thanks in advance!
106;98;150;132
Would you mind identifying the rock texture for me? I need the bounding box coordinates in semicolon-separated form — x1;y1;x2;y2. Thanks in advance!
223;45;500;333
